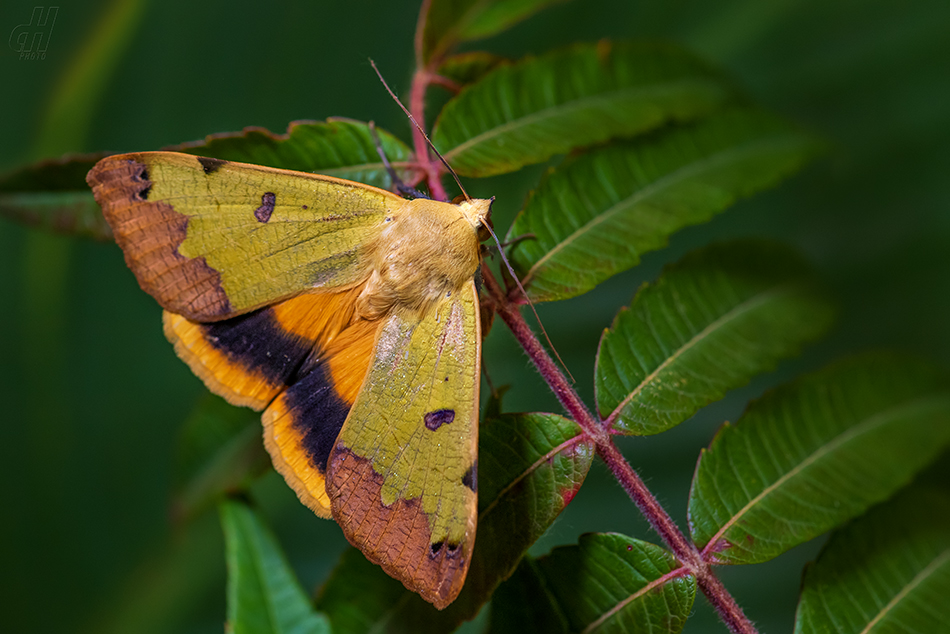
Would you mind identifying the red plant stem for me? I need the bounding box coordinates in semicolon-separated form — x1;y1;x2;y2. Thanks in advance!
409;69;449;202
482;267;757;634
697;571;759;634
598;442;755;634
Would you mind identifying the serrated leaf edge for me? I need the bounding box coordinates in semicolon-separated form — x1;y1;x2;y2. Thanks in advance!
699;395;950;559
603;283;799;429
521;133;807;288
173;117;414;181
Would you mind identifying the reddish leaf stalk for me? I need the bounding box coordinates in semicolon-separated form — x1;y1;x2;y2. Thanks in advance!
481;268;757;634
409;69;449;202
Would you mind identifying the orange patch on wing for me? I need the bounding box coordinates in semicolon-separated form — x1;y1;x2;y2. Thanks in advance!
262;311;381;521
323;318;380;405
163;311;280;410
163;287;368;412
263;397;335;517
271;286;361;346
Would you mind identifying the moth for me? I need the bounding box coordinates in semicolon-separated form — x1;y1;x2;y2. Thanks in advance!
87;151;493;609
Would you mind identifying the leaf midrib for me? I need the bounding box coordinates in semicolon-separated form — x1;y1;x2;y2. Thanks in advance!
479;433;586;520
441;79;719;163
700;395;950;556
581;566;688;633
858;548;950;634
522;134;803;286
605;284;796;431
316;161;392;178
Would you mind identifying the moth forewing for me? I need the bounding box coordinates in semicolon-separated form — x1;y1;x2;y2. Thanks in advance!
87;152;398;321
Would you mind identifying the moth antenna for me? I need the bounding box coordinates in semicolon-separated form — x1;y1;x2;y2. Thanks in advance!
369;58;471;202
479;217;576;384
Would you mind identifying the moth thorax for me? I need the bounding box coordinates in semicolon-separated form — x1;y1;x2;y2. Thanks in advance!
355;198;482;320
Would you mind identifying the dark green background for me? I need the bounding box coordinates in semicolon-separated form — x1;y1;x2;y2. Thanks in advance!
2;1;949;632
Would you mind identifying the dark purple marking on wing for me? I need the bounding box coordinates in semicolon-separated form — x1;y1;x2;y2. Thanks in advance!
255;192;276;223
197;157;227;174
429;540;461;559
424;409;455;431
133;163;151;200
462;461;477;492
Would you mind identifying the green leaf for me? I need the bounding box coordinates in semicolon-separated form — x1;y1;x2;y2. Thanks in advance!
0;153;112;240
420;0;568;65
1;119;411;240
689;353;950;565
172;118;412;189
507;108;821;302
436;52;508;88
794;485;950;634
490;534;695;634
458;413;593;610
172;394;269;524
596;240;834;436
432;41;734;177
315;413;592;633
457;0;571;42
220;499;331;634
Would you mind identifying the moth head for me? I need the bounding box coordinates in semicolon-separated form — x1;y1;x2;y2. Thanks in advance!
455;197;494;242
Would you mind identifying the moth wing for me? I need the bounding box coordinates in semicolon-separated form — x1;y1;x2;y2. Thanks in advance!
163;287;368;410
327;281;481;609
87;151;401;321
260;310;380;519
164;287;382;519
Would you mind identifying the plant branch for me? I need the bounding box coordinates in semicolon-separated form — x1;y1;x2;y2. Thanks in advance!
409;69;449;202
483;264;600;437
481;265;758;634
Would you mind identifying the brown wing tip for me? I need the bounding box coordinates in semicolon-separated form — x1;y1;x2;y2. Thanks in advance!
327;446;473;609
87;153;232;321
86;154;149;213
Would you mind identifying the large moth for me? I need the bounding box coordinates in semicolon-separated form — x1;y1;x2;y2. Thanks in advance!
87;152;492;608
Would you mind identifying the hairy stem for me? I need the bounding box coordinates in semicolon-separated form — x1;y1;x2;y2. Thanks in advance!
482;266;757;634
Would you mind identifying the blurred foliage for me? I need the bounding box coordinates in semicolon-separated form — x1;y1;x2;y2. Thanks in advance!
2;0;950;632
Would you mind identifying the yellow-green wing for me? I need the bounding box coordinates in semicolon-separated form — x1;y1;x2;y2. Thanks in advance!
327;280;481;610
87;151;400;321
